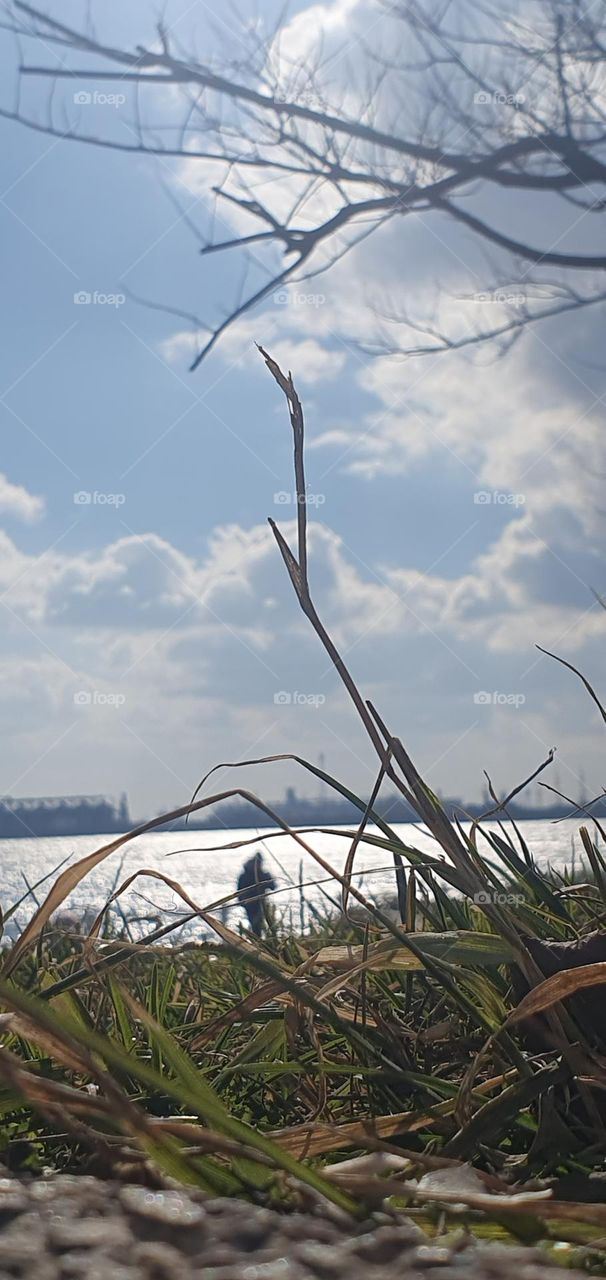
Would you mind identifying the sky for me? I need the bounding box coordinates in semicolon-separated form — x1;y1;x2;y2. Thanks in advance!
0;0;605;821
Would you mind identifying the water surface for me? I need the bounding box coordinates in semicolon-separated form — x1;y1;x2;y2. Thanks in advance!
0;818;586;943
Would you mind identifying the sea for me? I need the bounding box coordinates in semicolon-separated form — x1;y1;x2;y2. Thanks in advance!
0;818;590;946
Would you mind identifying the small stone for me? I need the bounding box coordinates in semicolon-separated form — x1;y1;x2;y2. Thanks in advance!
0;1233;58;1280
293;1240;343;1277
190;1244;237;1269
29;1181;63;1203
279;1217;339;1244
0;1187;27;1223
240;1263;300;1280
48;1216;129;1252
77;1266;136;1280
350;1224;419;1264
132;1241;190;1279
58;1250;111;1277
0;1213;45;1253
203;1199;236;1215
415;1244;453;1266
201;1268;302;1280
119;1186;205;1229
231;1221;273;1252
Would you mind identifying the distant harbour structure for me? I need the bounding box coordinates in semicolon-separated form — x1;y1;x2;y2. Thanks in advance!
186;785;602;831
0;778;600;839
0;793;131;839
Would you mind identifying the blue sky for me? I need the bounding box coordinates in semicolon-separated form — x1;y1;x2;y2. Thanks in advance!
0;0;604;819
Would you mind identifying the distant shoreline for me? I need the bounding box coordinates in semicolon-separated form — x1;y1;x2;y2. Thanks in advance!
0;800;596;838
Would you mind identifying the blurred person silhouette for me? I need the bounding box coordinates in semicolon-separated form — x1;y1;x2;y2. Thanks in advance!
237;851;276;936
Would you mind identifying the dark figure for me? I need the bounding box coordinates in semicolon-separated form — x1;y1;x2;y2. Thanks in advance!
237;852;276;935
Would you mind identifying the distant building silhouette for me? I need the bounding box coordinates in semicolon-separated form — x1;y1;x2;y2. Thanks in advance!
187;785;599;830
0;794;131;838
0;783;598;841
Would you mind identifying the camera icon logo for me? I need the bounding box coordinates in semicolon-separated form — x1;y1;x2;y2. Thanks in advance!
474;91;492;105
273;691;292;705
74;691;92;706
74;291;92;305
273;491;292;505
473;890;492;904
73;491;92;505
474;691;492;705
474;490;492;505
273;290;289;305
73;91;92;105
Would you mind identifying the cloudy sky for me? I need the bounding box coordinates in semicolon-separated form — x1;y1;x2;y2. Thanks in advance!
0;0;604;821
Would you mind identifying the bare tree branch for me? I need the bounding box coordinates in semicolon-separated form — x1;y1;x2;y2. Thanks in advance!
3;0;606;365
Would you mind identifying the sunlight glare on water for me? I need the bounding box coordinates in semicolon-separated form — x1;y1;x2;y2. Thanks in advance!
0;819;588;943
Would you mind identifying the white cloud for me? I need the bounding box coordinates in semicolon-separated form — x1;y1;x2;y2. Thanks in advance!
0;502;602;814
0;474;44;523
158;331;200;366
268;339;346;384
44;534;203;629
160;319;344;386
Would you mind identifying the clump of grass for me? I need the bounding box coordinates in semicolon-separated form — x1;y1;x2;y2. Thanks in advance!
0;354;604;1270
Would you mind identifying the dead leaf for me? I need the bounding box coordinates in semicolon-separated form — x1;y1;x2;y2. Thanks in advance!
509;962;606;1025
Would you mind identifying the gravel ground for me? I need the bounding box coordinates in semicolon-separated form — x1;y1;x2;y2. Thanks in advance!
0;1175;588;1280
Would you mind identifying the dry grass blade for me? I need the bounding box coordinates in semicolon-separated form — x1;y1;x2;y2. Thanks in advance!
342;753;391;918
82;866;268;961
259;345;403;777
313;933;514;971
508;961;606;1024
189;980;286;1051
446;1062;567;1160
270;1072;515;1158
257;344;308;585
1;795;230;976
536;645;606;726
270;1105;451;1158
151;1119;275;1167
476;750;555;823
579;825;606;907
118;987;359;1213
4;783;381;976
414;1165;552;1211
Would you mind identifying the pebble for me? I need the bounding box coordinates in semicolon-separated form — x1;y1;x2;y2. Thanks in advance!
119;1186;205;1228
293;1241;344;1276
350;1223;419;1264
416;1245;455;1266
0;1190;27;1223
48;1215;129;1252
131;1241;191;1279
279;1216;340;1244
0;1175;589;1280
